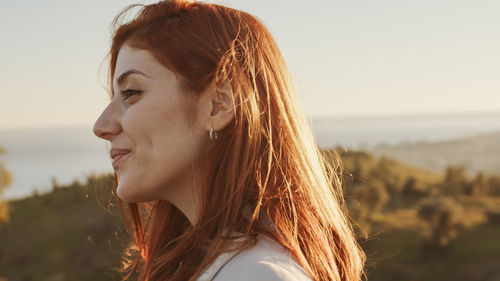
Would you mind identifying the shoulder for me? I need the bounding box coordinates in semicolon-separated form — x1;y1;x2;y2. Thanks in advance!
213;234;313;281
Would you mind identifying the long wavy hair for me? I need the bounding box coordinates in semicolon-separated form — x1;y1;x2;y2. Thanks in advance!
105;1;366;280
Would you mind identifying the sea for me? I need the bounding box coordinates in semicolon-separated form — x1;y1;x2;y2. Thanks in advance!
1;113;500;200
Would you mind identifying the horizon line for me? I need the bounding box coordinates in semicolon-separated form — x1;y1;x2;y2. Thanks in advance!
1;110;500;131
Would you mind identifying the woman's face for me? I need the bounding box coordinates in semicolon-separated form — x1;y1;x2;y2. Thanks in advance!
93;44;208;206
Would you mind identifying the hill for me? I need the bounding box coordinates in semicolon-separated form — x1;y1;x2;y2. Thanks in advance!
369;131;500;175
1;150;499;281
0;174;126;280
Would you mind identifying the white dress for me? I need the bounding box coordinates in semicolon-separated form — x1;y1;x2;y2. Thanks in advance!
196;234;313;281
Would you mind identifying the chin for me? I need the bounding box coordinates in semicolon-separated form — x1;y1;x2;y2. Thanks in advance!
116;183;156;203
116;183;139;203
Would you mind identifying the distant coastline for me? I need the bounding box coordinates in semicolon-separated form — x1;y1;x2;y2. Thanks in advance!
311;111;500;149
1;112;500;200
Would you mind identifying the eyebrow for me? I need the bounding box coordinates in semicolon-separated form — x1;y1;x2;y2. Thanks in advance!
115;69;152;86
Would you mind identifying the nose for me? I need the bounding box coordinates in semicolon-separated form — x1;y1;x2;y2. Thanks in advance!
93;102;122;140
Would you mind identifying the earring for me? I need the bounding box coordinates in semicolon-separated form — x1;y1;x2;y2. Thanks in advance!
209;127;218;141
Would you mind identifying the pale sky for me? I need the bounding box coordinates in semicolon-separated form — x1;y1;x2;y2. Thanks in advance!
1;0;499;129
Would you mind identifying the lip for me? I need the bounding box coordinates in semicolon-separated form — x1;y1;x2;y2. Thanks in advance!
112;152;130;169
111;151;131;169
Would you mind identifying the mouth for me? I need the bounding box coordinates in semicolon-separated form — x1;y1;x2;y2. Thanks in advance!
112;151;131;169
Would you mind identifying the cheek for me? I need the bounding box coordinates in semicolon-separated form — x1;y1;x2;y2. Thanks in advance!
115;108;159;202
116;126;180;200
121;103;147;132
116;94;206;202
121;102;159;151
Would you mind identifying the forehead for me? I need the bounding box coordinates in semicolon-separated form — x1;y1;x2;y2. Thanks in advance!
113;45;173;87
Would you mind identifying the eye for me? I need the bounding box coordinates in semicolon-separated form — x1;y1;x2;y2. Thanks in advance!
120;89;142;100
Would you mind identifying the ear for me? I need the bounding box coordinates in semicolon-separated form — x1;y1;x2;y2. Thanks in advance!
198;82;235;132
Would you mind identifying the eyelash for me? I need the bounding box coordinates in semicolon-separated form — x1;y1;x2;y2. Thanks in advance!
120;89;142;100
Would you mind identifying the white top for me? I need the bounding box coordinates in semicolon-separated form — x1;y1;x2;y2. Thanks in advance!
197;234;313;281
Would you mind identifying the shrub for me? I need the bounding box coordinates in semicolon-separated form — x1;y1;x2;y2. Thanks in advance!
346;181;389;237
487;175;500;197
417;197;464;253
443;165;468;195
464;172;488;196
485;209;500;224
0;145;12;225
401;177;429;198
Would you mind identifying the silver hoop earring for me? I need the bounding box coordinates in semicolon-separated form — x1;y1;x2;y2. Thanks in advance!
209;127;218;141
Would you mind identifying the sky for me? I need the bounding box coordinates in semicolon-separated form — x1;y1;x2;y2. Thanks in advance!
1;0;499;129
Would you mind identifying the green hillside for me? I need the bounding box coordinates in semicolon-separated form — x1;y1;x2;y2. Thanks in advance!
0;175;126;281
1;149;500;281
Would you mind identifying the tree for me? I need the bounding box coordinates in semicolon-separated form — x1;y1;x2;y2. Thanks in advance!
443;165;468;194
347;180;389;237
0;145;13;224
417;197;464;254
487;175;500;197
369;156;404;195
402;176;429;198
464;172;488;196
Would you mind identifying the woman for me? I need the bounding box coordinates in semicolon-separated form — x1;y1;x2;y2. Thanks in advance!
93;0;366;280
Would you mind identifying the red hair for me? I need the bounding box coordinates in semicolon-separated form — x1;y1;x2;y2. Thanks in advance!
106;1;366;280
